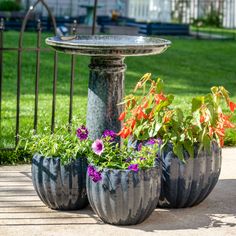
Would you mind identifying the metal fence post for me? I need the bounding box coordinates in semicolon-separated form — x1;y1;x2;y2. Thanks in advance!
68;20;77;132
34;19;42;133
0;18;4;139
92;0;98;35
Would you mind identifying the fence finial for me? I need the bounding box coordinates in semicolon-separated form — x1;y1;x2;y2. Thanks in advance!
72;20;77;35
37;19;42;31
0;18;5;31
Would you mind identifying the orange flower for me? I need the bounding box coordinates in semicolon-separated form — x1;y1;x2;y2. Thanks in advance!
200;115;205;123
219;113;235;128
163;116;171;123
229;101;236;112
118;112;126;121
150;88;156;94
148;111;154;120
214;127;225;137
142;100;149;109
209;126;214;137
154;92;167;105
132;106;148;120
117;126;132;139
220;137;224;147
126;119;136;129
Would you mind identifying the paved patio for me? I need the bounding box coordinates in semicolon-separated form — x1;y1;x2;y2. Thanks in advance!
0;148;235;236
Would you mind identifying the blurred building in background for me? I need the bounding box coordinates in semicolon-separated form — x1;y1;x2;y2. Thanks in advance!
19;0;236;28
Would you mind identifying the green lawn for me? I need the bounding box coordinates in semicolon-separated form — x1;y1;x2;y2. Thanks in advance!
191;26;236;39
1;31;236;149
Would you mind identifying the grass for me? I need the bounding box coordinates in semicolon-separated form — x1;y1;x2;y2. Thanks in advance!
1;31;236;149
191;26;236;39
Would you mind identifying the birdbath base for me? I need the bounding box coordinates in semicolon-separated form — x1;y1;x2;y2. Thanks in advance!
45;35;171;141
87;56;126;140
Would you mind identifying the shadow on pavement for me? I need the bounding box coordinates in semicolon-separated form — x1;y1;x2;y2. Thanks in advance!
124;179;236;231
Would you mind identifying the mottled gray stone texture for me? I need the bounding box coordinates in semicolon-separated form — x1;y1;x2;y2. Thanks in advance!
158;142;222;208
86;56;126;140
86;165;162;225
32;154;88;210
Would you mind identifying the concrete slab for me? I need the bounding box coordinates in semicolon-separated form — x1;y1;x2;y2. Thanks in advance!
0;148;235;236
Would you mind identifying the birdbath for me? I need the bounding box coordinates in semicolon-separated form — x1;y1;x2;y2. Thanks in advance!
46;35;171;140
79;3;103;26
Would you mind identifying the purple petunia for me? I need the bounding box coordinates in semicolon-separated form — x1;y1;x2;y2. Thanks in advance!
88;165;102;183
76;125;88;141
137;143;143;151
125;157;132;163
102;130;116;142
128;163;139;172
92;139;104;156
146;137;163;146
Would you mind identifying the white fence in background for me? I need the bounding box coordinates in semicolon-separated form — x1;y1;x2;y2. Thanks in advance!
223;0;236;28
170;0;236;28
127;0;171;22
21;0;236;28
21;0;124;18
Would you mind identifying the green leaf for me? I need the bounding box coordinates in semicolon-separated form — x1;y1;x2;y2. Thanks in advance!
192;96;204;113
156;78;164;93
173;143;185;162
202;135;211;152
183;141;194;159
176;108;184;123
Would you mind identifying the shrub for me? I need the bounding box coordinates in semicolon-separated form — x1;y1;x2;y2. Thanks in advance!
0;1;22;12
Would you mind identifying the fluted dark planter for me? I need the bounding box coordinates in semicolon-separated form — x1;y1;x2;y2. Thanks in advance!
32;154;88;210
86;165;162;225
158;142;222;208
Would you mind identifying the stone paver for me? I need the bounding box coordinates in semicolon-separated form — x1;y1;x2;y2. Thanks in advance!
0;148;235;236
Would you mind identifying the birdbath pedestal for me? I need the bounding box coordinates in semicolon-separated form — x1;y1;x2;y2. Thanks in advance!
79;4;103;26
46;35;171;140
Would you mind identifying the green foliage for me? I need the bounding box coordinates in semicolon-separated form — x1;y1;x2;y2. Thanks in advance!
0;0;21;11
19;125;92;165
87;138;159;170
191;4;222;28
119;74;236;161
0;149;31;165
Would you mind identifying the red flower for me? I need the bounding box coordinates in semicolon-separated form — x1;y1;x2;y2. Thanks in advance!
209;126;214;137
220;137;224;147
229;101;236;112
117;126;132;139
137;109;148;120
200;115;205;123
214;127;225;137
219;113;235;129
133;106;148;120
126;119;136;129
163;116;171;123
118;112;126;121
148;110;154;120
154;92;167;105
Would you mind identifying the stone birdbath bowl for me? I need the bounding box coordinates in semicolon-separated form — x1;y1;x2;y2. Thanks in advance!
46;35;171;140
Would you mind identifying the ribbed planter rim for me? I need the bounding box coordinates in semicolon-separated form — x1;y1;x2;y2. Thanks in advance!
32;153;85;164
161;140;220;160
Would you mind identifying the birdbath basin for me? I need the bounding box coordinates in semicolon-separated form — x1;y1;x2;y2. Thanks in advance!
46;35;171;140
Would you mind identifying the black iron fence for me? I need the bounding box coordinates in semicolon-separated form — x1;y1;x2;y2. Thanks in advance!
0;0;98;151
